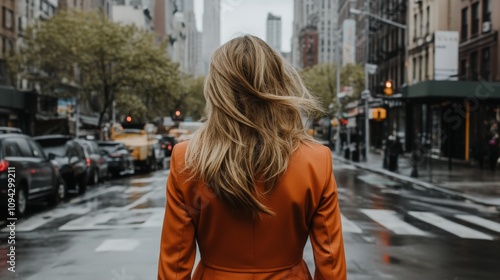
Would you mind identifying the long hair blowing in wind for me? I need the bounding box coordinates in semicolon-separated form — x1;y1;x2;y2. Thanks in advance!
185;35;324;216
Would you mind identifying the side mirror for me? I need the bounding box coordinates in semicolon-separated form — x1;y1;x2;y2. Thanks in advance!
48;153;56;160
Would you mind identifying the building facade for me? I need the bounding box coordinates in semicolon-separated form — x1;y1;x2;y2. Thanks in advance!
201;0;220;75
266;13;282;52
459;0;499;82
318;0;337;64
299;25;319;68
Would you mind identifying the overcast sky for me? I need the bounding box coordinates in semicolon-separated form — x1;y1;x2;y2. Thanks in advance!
194;0;294;52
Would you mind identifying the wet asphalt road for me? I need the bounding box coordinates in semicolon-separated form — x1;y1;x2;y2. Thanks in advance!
1;157;500;280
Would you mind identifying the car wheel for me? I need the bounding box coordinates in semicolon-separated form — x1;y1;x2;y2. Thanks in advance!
49;178;67;206
91;168;99;185
16;184;28;217
78;175;87;195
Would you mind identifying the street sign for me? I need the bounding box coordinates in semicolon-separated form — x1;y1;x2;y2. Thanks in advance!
361;90;370;99
365;63;378;75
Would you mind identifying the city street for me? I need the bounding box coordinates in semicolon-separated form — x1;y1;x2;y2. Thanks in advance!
1;156;500;280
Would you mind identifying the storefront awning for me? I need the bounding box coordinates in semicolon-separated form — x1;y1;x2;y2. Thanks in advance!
402;80;500;100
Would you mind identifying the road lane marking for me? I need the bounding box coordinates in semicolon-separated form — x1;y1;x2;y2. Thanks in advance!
95;239;140;252
408;212;493;240
59;212;117;231
1;207;90;232
455;215;500;233
341;214;363;233
361;209;428;236
142;210;165;227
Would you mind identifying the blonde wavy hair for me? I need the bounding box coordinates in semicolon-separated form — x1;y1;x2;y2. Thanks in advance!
185;35;323;216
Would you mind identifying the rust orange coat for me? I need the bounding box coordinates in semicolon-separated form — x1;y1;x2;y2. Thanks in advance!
158;141;346;279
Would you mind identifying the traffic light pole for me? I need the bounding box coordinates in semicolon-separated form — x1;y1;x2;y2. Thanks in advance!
335;29;342;155
363;0;370;162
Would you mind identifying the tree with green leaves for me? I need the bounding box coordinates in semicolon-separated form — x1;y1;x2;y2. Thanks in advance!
9;11;181;127
300;63;365;116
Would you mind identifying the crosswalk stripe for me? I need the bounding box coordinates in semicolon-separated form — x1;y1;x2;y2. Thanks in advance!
1;207;90;232
408;212;493;240
341;214;363;233
95;239;141;252
455;215;500;233
59;212;117;231
361;209;428;236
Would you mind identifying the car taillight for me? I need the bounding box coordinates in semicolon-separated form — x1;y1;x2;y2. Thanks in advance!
0;160;8;172
167;144;172;151
86;158;91;166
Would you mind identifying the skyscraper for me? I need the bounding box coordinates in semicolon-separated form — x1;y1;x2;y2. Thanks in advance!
291;0;339;69
266;13;282;52
202;0;221;75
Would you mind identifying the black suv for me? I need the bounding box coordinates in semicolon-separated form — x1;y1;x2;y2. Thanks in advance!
0;134;66;217
34;135;89;195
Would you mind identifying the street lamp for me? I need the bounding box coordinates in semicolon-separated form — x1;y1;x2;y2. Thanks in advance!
349;6;408;163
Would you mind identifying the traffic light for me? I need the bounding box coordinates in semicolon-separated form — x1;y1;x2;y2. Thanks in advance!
340;118;348;126
384;80;393;96
125;115;132;123
371;107;387;121
175;110;181;117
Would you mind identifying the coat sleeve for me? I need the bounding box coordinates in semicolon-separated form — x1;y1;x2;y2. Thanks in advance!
158;147;196;280
309;149;347;280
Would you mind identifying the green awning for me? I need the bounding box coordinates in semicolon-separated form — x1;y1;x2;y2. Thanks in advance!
402;80;500;99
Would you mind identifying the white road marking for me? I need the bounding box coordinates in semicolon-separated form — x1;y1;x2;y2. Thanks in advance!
341;214;363;233
68;186;125;204
361;209;428;236
95;239;140;252
357;174;399;188
142;211;165;228
59;212;117;231
455;215;500;233
1;207;90;232
408;212;493;240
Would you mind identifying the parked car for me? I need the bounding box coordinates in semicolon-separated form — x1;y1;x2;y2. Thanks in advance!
0;134;66;217
97;141;135;177
76;139;108;185
34;135;89;195
0;127;22;134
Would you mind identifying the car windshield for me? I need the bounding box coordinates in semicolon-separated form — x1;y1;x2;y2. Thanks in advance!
42;145;67;157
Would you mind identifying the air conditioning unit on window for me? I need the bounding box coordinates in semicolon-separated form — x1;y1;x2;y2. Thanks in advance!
483;21;491;33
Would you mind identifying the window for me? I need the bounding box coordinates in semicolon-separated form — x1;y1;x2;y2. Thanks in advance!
460;59;467;80
481;47;490;80
29;141;46;159
424;52;428;80
471;2;479;35
470;51;478;80
3;140;22;157
418;55;423;81
17;138;34;157
483;0;491;22
2;8;13;29
414;14;417;39
461;8;468;41
413;57;417;81
426;6;430;35
18;17;23;33
420;10;424;38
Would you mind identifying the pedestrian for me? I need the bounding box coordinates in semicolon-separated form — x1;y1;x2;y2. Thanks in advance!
488;134;500;172
158;35;346;279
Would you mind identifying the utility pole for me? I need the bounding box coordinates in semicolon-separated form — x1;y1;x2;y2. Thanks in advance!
335;28;342;155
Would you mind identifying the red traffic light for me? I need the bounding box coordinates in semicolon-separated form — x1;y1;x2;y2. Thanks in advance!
125;116;132;122
384;80;393;96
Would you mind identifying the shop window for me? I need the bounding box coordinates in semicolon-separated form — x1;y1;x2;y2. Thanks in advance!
481;47;490;80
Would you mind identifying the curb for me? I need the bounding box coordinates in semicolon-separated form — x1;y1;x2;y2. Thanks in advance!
332;154;500;208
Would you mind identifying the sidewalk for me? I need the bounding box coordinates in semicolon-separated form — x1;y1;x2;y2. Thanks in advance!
332;151;500;208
